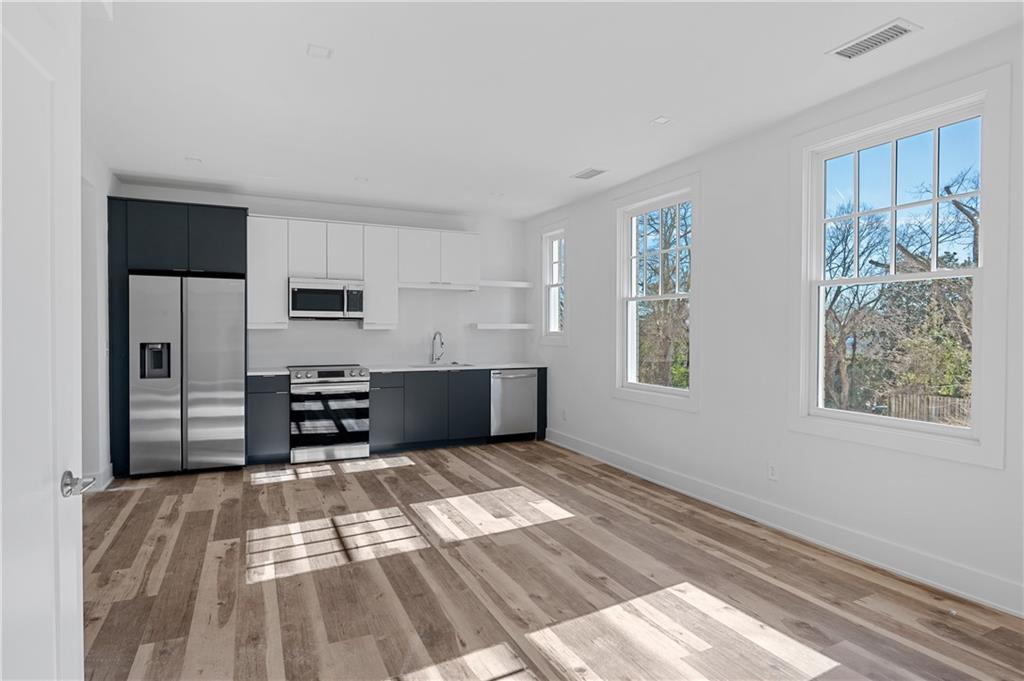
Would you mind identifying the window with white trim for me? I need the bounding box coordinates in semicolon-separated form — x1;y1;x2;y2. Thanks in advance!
543;230;565;336
815;115;980;428
624;196;692;392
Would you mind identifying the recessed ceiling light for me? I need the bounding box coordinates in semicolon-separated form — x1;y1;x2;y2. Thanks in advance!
571;168;607;180
651;115;671;125
184;156;203;164
306;43;333;59
354;176;369;183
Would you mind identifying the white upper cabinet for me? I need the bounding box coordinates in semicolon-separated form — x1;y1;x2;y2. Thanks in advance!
288;220;327;278
398;228;441;285
363;226;398;329
247;217;289;329
327;222;364;280
440;232;480;287
398;228;479;289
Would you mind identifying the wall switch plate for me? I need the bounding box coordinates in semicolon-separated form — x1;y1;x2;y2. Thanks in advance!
561;408;567;422
767;463;779;481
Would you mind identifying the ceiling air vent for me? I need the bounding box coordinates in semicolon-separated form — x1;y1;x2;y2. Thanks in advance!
830;19;920;59
571;168;607;180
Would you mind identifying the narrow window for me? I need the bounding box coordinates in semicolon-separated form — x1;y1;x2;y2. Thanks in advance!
543;230;565;336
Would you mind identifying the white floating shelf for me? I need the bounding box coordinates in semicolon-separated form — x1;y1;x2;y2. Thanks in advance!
479;279;533;289
473;322;534;330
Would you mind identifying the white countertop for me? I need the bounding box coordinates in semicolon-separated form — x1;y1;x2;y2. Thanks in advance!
366;362;544;373
247;368;290;376
248;362;543;377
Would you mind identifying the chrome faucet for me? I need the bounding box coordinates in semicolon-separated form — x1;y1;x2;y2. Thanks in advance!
430;331;446;364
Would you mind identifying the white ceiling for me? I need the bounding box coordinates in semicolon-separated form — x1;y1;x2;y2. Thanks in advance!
84;3;1021;220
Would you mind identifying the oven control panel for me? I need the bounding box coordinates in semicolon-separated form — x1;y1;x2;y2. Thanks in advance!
289;365;369;383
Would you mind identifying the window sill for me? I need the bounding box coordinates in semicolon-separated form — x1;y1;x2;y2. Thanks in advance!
613;384;698;413
788;409;1002;469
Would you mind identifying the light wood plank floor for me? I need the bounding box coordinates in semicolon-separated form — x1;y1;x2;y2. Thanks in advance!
84;441;1024;681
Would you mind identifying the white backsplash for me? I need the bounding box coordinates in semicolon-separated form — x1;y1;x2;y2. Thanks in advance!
249;287;529;369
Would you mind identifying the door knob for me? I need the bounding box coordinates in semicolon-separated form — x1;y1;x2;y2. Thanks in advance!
60;470;96;497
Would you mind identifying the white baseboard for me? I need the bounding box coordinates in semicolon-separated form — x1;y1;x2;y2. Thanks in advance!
84;461;113;493
546;428;1024;617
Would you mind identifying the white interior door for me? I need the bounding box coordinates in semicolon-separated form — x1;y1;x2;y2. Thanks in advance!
1;3;85;679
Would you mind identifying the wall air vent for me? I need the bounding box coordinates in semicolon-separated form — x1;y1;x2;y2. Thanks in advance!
571;168;607;180
830;19;920;59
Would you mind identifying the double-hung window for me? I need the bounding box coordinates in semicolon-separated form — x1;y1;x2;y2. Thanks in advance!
620;190;694;400
796;66;1012;468
816;117;980;428
543;230;565;337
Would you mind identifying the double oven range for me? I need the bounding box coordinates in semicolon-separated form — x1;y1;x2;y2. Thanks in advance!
288;364;370;463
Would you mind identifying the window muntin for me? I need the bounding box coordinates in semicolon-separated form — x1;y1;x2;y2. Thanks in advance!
626;200;692;391
543;232;565;335
816;116;980;427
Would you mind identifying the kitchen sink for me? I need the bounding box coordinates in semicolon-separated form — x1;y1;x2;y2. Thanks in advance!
411;361;473;367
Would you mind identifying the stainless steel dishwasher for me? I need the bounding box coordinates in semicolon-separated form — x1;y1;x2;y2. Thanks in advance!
490;369;538;436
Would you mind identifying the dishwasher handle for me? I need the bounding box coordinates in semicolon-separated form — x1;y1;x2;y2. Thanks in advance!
491;369;538;379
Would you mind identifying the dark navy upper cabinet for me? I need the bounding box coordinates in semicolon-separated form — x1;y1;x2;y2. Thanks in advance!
404;371;449;443
188;204;246;274
448;370;490;440
122;199;246;275
125;200;189;271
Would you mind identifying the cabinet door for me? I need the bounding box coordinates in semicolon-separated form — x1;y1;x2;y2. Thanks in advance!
288;220;327;278
188;204;246;274
363;226;398;327
370;386;404;451
440;232;480;287
448;370;490;440
326;222;364;280
404;371;448;442
246;391;290;464
247;217;289;328
398;229;441;284
125;200;188;271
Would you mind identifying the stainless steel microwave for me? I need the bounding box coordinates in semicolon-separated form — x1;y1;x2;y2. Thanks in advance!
288;278;364;319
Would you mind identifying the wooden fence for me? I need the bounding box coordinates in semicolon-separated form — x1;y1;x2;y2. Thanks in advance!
888;394;971;426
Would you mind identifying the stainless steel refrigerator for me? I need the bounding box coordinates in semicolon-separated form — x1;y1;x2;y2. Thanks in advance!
128;274;245;474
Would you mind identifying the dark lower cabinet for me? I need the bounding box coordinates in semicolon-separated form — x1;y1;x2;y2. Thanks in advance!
188;204;246;274
404;371;449;443
246;375;290;464
125;200;189;271
448;370;490;440
370;387;405;451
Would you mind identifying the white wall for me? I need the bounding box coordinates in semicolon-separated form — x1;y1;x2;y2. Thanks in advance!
525;26;1023;614
113;183;531;369
81;145;119;491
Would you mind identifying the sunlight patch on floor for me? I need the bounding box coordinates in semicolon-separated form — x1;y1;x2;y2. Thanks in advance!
245;507;429;583
527;582;839;681
248;464;335;486
410;486;573;543
339;455;416;474
397;643;537;681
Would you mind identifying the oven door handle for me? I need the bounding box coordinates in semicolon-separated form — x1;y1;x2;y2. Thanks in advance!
291;383;369;395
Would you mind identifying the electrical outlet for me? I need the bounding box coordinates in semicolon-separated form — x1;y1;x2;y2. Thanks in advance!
767;463;779;481
560;408;568;422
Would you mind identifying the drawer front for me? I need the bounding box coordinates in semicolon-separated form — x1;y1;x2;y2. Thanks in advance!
246;374;290;394
370;371;405;388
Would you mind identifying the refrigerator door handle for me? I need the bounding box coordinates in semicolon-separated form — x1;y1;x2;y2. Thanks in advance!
181;277;188;470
